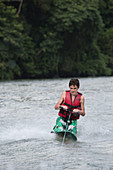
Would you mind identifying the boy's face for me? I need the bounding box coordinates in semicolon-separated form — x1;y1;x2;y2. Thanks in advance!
69;85;78;96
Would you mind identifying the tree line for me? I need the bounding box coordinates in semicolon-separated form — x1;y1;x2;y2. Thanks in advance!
0;0;113;80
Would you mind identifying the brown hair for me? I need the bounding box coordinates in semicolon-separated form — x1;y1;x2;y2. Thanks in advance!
69;78;80;88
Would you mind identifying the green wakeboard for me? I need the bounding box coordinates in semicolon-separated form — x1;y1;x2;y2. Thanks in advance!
52;117;77;140
54;130;77;140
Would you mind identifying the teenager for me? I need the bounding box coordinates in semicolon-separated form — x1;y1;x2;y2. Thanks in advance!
54;78;85;133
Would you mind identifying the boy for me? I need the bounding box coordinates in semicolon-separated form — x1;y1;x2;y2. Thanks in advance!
54;78;85;133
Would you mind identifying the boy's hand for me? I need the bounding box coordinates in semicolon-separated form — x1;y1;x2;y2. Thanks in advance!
59;105;68;110
73;109;80;113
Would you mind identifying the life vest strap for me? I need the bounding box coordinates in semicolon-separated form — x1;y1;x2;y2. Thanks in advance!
64;103;81;109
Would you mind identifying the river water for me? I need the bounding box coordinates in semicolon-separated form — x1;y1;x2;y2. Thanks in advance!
0;77;113;170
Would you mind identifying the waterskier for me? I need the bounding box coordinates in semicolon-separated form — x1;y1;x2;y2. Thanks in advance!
54;78;85;134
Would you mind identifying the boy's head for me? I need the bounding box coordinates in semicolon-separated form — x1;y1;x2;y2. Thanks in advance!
69;78;80;88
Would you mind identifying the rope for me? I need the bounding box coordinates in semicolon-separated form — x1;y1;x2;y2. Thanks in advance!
55;112;71;170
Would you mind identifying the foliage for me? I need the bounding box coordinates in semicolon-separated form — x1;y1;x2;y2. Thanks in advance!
0;0;113;80
98;0;113;28
0;1;35;79
46;0;108;77
98;28;113;73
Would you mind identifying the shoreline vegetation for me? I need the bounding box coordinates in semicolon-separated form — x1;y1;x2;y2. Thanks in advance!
0;0;113;80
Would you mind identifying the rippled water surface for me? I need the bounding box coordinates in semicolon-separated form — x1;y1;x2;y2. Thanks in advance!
0;77;113;170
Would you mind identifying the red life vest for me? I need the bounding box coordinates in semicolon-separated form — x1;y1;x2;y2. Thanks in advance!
58;90;82;120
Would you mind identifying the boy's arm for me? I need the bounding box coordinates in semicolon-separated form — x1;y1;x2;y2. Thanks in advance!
80;96;85;116
54;91;67;110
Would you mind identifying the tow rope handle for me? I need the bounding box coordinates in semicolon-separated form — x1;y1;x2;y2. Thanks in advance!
59;106;80;118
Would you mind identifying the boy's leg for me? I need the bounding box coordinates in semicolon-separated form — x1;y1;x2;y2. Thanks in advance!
53;117;66;132
68;120;77;134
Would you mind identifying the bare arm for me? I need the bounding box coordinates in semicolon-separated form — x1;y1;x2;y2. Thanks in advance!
54;91;67;110
79;95;85;116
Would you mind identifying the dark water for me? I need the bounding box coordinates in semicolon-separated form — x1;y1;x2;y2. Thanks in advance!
0;77;113;170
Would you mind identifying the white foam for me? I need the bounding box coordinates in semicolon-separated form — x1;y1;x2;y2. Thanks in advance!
0;125;53;144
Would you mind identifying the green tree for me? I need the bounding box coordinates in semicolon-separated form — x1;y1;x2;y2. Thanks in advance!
0;0;112;80
38;0;110;77
97;0;113;75
98;28;113;74
0;1;35;80
99;0;113;28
